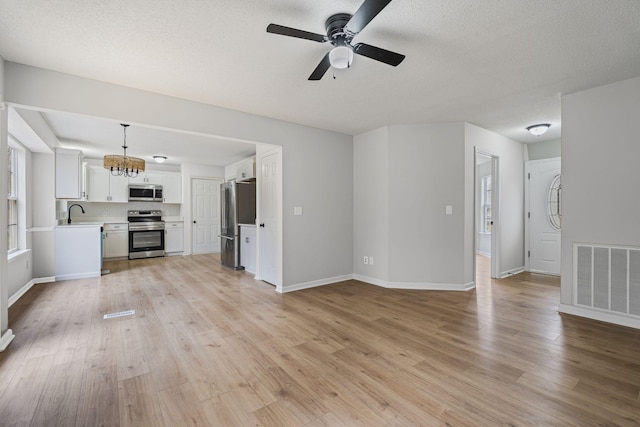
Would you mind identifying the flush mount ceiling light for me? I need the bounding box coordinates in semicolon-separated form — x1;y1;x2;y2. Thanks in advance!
329;45;353;69
103;123;145;177
153;155;167;164
526;123;551;136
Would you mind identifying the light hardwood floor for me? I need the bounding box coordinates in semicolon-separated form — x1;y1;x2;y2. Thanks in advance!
1;254;640;426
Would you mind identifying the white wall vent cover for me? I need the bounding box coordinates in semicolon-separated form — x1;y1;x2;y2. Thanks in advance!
575;244;640;317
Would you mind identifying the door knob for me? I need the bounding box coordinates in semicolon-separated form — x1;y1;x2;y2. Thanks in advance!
193;221;196;224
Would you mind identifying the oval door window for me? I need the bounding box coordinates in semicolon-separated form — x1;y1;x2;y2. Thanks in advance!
547;174;561;230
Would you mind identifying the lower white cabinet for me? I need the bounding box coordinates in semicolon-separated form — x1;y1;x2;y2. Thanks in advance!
55;224;101;280
103;223;129;258
240;225;256;274
165;221;184;254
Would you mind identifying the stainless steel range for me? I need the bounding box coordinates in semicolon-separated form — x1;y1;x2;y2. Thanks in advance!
128;210;165;259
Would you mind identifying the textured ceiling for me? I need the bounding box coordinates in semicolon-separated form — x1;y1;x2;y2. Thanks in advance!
1;0;640;150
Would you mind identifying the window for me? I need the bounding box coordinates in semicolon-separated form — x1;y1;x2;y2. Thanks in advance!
480;175;492;233
7;144;18;253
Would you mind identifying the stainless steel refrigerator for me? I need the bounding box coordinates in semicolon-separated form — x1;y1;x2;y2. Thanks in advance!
220;180;256;269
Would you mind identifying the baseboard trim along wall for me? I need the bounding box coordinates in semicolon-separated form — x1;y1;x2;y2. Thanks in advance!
355;275;476;291
55;272;101;281
559;304;640;330
279;274;354;293
281;274;477;293
500;266;525;278
8;277;55;308
0;330;15;352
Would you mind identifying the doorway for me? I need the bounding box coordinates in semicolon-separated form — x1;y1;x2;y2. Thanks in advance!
474;149;500;282
191;178;222;254
525;158;561;275
256;147;282;289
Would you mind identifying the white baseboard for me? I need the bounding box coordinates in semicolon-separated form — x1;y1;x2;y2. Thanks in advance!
8;279;35;307
558;304;640;330
55;272;101;281
280;273;476;293
9;276;55;307
354;274;475;291
0;329;15;352
476;250;491;258
499;266;525;278
279;274;354;293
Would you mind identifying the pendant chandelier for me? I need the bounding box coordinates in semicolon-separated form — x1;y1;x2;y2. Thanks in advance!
103;123;145;177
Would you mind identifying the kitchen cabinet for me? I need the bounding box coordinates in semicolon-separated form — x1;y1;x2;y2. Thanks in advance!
55;224;101;280
103;223;129;258
87;165;129;202
129;172;162;185
162;172;182;204
240;225;256;274
55;148;83;199
236;157;256;182
165;221;184;254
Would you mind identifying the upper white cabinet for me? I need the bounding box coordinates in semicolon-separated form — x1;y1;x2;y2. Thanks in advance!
55;148;83;199
129;172;162;185
236;157;256;182
87;165;129;202
162;172;182;204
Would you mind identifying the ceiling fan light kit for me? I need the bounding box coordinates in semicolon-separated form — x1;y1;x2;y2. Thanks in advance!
526;123;551;136
329;46;353;69
266;0;405;80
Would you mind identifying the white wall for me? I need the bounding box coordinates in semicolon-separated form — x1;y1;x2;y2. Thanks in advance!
4;63;354;289
561;76;640;307
354;127;389;282
465;123;525;277
388;123;468;286
526;138;561;161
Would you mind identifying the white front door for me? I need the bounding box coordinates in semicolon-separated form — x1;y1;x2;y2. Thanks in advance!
527;158;561;275
258;149;282;287
191;178;221;254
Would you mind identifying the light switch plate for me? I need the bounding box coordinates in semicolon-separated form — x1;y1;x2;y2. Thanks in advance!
445;205;453;215
294;206;303;216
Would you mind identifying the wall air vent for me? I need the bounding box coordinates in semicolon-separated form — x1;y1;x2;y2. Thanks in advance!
575;244;640;317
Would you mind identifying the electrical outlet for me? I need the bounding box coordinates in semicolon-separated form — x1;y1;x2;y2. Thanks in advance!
363;256;368;265
369;257;374;265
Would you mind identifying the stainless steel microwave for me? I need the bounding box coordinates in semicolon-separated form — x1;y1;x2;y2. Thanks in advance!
128;184;163;202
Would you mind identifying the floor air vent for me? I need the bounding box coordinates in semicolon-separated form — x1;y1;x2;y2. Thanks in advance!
103;310;136;320
575;244;640;316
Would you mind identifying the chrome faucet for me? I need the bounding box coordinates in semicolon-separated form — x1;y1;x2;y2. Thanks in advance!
67;203;85;224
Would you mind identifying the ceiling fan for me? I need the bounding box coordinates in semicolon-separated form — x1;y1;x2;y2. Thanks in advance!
266;0;405;80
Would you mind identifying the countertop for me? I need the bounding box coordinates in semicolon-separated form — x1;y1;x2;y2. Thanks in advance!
55;222;103;228
58;216;184;226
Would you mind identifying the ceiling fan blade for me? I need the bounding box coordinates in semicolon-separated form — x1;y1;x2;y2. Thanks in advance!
309;53;331;80
267;24;328;43
344;0;393;36
353;43;405;66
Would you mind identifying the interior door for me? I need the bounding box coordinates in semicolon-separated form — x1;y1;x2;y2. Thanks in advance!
527;158;561;275
258;149;282;286
191;178;221;254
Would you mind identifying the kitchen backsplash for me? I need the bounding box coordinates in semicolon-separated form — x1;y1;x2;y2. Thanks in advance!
58;201;181;221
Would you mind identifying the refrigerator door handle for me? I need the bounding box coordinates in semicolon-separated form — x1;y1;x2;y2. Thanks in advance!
219;235;235;241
